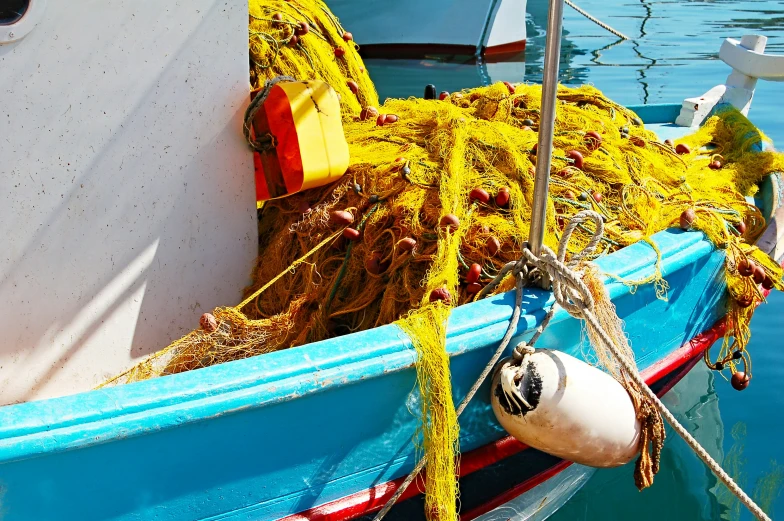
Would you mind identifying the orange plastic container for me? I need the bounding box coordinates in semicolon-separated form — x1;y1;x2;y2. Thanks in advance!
250;80;350;201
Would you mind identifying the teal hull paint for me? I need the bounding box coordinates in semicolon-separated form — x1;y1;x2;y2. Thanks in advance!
0;228;727;521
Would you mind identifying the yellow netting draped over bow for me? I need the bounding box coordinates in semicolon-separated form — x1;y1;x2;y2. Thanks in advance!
101;0;784;518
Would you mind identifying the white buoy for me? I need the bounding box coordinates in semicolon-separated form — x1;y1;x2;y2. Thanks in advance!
491;350;641;467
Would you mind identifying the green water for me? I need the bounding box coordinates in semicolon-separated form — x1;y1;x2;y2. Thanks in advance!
367;0;784;518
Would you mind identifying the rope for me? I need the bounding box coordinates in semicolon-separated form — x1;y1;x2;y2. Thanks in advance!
564;0;631;41
521;210;771;521
242;75;296;152
372;269;558;521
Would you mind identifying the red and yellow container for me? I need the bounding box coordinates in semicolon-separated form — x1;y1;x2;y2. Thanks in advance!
250;80;350;201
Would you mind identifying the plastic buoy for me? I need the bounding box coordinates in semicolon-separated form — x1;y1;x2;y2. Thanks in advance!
495;187;511;208
503;81;515;94
466;282;482;295
470;188;491;204
584;130;602;151
423;84;436;100
752;264;766;285
709;160;722;170
439;91;449;100
295;21;309;35
366;252;389;275
566;150;584;170
680;208;696;230
346;80;359;94
272;12;283;21
330;210;354;226
376;114;386;126
736;294;754;308
385;114;399;124
342;32;353;41
763;276;775;290
440;214;460;232
288;35;299;47
334;47;346;58
398;237;417;252
592;191;603;203
466;263;482;284
731;371;751;391
200;313;218;333
735;221;747;235
492;352;642;467
343;227;361;241
360;106;379;121
738;260;754;277
487;236;501;256
675;143;691;155
429;287;451;304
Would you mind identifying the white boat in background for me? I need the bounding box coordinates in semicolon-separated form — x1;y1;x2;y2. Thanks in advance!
328;0;528;57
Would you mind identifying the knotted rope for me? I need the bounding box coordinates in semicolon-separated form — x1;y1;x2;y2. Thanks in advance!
375;210;770;521
242;75;295;152
565;0;631;41
518;210;770;521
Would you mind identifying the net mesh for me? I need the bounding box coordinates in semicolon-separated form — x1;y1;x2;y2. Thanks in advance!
100;0;784;517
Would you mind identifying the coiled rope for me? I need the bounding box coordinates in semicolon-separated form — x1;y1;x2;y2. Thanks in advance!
375;210;769;521
565;0;631;41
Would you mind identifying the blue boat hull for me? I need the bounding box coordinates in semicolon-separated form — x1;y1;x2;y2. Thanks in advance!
0;105;773;521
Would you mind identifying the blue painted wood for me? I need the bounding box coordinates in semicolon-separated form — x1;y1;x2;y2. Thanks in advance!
0;228;727;521
0;107;760;521
627;103;682;124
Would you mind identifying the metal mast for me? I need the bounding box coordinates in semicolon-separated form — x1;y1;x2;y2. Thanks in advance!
528;0;566;257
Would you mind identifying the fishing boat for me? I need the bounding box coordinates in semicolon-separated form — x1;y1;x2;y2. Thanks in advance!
327;0;527;58
2;1;784;520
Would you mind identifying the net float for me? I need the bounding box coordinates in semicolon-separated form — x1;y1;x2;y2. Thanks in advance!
429;287;451;304
566;150;584;170
709;160;722;169
466;283;482;295
298;200;312;214
564;190;576;200
343;227;361;241
423;84;436;99
578;192;589;201
288;35;299;47
736;294;754;308
466;263;482;284
397;237;417;252
330;210;354;226
487;236;501;256
675;143;691;154
376;114;386;126
440;214;460;232
342;32;353;41
503;81;515;94
731;371;751;391
736;221;747;235
664;139;674;147
584;130;602;150
763;276;775;290
521;126;532;132
347;80;359;94
200;313;218;333
359;106;379;121
272;12;283;21
439;91;449;100
385;114;399;124
495;187;511;207
295;21;309;35
334;47;346;58
469;188;491;204
680;208;697;230
400;165;411;180
365;252;389;275
752;264;767;284
630;136;645;148
522;118;535;126
531;143;537;155
491;352;643;468
738;259;754;276
592;191;603;203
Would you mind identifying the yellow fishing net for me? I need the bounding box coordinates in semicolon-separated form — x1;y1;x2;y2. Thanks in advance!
101;0;784;518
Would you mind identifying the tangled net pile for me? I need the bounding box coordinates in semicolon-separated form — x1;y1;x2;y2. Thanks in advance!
102;0;784;518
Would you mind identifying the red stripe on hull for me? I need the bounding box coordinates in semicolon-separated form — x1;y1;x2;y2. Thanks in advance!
284;317;725;521
483;40;527;61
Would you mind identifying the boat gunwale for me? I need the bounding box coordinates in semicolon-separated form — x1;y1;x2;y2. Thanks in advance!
0;225;713;459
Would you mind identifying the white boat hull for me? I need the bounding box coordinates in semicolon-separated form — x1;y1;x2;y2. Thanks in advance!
328;0;527;56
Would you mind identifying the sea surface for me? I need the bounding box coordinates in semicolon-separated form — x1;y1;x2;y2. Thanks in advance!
366;1;784;519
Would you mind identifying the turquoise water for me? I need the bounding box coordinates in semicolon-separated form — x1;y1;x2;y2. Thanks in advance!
367;1;784;518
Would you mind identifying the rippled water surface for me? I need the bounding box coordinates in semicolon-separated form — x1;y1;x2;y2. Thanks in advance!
367;1;784;518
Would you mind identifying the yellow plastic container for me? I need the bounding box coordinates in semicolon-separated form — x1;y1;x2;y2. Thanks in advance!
251;80;350;201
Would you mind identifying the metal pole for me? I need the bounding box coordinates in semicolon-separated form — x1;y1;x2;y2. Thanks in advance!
529;0;566;257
